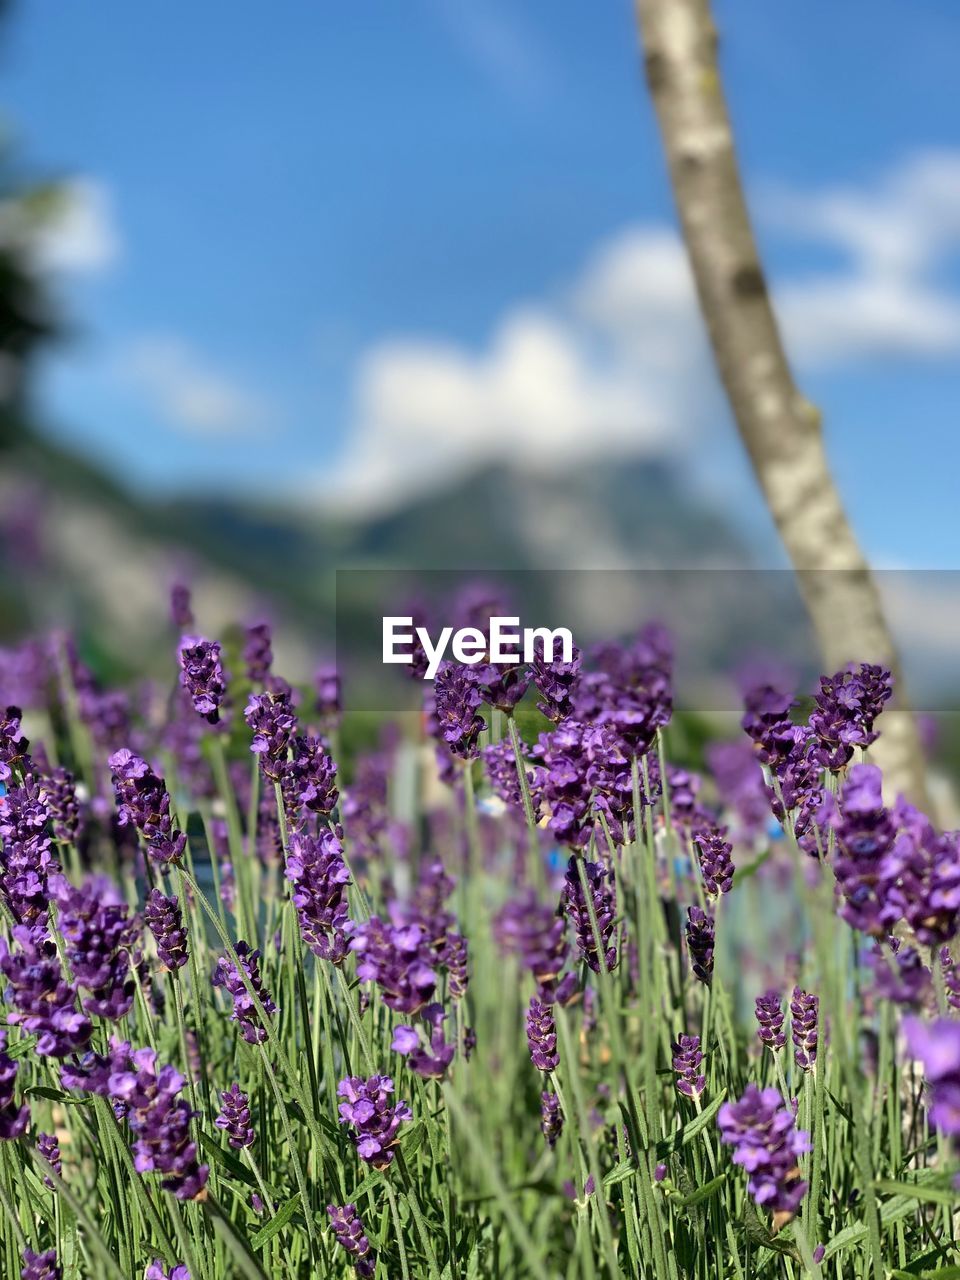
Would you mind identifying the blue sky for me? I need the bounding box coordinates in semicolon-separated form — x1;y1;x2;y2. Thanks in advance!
4;0;960;566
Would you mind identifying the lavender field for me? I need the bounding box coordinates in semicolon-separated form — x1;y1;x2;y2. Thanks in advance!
0;586;956;1280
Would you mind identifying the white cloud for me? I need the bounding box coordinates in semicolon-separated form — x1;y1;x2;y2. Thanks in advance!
123;338;274;436
32;179;122;275
323;228;707;512
762;150;960;364
324;149;960;513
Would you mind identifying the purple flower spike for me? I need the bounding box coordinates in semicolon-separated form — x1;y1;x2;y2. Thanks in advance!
685;906;715;985
755;991;786;1052
694;827;735;898
40;767;83;845
391;1004;455;1080
493;891;572;1004
337;1075;411;1168
285;734;339;817
50;875;141;1021
0;1032;29;1139
540;1090;563;1148
244;690;297;782
0;705;28;781
432;662;485;760
169;582;194;630
809;663;892;771
314;663;342;727
830;764;898;936
718;1084;810;1223
108;749;187;866
672;1035;705;1099
350;917;437;1015
0;773;59;924
215;1084;255;1149
531;641;582;723
146;1260;191;1280
212;943;277;1044
285;830;351;963
20;1249;61;1280
37;1132;62;1183
328;1203;376;1278
0;925;92;1058
177;635;227;725
145;889;188;972
526;997;559;1072
560;856;618;974
790;987;819;1071
243;621;273;685
903;1017;960;1142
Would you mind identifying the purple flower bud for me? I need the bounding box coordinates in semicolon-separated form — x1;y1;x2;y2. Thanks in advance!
177;636;227;725
0;773;59;924
0;705;28;782
285;830;351;963
144;890;188;972
20;1249;61;1280
244;691;297;782
145;1260;191;1280
531;641;581;723
0;1032;29;1139
685;906;715;985
242;621;273;686
391;1004;455;1080
36;1132;61;1183
432;662;485;760
169;582;194;630
0;924;92;1057
108;749;186;866
809;664;892;771
337;1075;411;1168
540;1090;563;1148
350;917;437;1015
284;734;338;817
526;997;559;1072
693;827;735;898
755;990;786;1052
313;663;342;727
40;767;83;845
327;1203;376;1278
50;875;141;1021
212;943;277;1044
672;1035;705;1099
493;890;573;1003
790;987;819;1071
654;1162;668;1183
560;856;618;974
215;1084;255;1149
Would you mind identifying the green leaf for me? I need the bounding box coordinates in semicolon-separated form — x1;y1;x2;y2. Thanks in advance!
675;1172;728;1208
249;1194;300;1250
198;1132;257;1189
24;1085;89;1106
654;1090;727;1159
6;1036;39;1060
875;1176;958;1208
401;1120;427;1158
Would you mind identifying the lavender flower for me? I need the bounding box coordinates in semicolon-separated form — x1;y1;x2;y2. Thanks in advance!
694;826;735;897
560;856;618;973
790;988;819;1071
285;734;338;817
108;749;186;866
169;582;193;630
0;924;91;1057
483;739;540;818
314;663;342;728
144;890;188;972
809;663;892;771
685;906;715;985
830;764;897;937
941;948;960;1012
471;662;531;715
443;932;469;999
40;767;82;845
718;1085;810;1222
145;1263;190;1280
432;662;485;760
391;1004;456;1080
242;621;273;685
706;740;769;842
327;1203;376;1278
0;705;28;781
50;875;141;1020
215;1084;255;1149
350;917;437;1014
244;691;296;782
285;830;351;963
869;943;931;1009
0;773;59;924
672;1035;705;1099
531;640;581;723
493;891;573;1002
526;997;559;1072
177;636;227;725
0;1033;29;1139
755;991;786;1052
540;1091;563;1148
36;1132;61;1183
212;943;277;1044
337;1075;411;1168
20;1250;61;1280
903;1017;960;1149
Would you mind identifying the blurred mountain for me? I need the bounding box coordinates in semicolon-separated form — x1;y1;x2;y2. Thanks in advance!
1;424;756;678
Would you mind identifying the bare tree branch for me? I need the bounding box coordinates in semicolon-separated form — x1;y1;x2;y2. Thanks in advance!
634;0;928;805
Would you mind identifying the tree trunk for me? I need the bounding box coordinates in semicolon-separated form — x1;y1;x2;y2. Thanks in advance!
633;0;928;806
